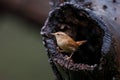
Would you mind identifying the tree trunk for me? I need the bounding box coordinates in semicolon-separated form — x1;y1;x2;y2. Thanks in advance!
41;0;120;80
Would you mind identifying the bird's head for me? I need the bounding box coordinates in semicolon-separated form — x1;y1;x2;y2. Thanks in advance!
51;32;68;39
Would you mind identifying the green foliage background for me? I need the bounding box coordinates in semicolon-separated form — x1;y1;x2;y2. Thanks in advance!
0;13;53;80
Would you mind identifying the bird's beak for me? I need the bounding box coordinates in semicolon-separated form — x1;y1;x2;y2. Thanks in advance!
50;33;55;35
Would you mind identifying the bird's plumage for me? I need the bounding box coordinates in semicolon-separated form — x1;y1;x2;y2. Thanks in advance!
51;32;86;59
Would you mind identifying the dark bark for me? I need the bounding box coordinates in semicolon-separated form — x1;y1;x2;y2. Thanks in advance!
41;0;120;80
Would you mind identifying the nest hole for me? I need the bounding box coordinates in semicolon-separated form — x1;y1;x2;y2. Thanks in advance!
52;4;104;65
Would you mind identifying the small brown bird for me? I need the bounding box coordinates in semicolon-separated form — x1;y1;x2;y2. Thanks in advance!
51;32;87;60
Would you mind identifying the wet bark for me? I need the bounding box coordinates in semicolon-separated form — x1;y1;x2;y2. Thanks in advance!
41;0;120;80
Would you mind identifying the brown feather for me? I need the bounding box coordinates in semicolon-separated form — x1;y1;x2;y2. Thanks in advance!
76;40;87;46
51;32;87;59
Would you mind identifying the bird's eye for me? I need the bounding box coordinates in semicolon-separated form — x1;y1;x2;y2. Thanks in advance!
57;33;60;35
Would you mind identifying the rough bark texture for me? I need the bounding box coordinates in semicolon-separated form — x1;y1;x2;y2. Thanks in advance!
41;0;120;80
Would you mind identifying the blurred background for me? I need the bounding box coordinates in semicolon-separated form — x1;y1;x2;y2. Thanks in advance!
0;0;54;80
